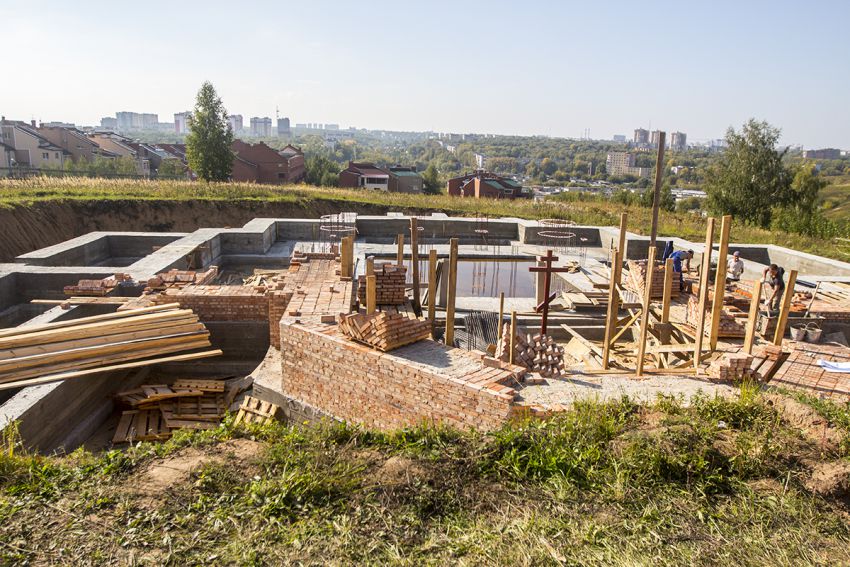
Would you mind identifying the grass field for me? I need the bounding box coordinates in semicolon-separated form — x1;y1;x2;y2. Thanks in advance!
821;176;850;221
2;176;850;262
0;390;849;565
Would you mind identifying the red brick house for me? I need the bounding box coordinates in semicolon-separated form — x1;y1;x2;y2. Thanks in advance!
447;171;526;199
230;140;305;184
338;162;391;190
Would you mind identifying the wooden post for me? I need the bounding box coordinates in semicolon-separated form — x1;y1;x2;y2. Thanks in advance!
661;257;674;324
366;275;376;315
340;236;353;279
410;218;421;314
509;310;517;365
709;215;732;350
773;269;798;346
649;131;666;250
743;279;763;354
616;212;628;278
366;255;374;277
601;247;620;369
396;233;405;266
497;292;505;339
693;218;715;368
427;249;437;333
635;246;656;376
444;238;459;347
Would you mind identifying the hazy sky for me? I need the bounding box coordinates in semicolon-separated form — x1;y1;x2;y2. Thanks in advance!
3;0;849;147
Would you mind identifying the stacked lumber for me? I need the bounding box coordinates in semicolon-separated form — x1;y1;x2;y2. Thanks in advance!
337;311;430;352
113;378;263;443
496;323;565;378
0;304;221;391
63;273;132;297
357;263;407;305
146;266;218;291
707;352;757;382
625;261;668;299
685;294;746;337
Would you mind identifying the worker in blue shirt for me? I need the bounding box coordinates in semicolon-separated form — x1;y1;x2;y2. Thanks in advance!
670;249;694;291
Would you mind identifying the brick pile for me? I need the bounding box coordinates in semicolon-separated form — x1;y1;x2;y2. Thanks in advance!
625;260;667;299
707;352;756;381
357;263;407;306
685;294;745;337
152;285;269;321
64;273;132;296
338;311;431;352
770;342;850;402
146;266;218;291
280;321;523;431
495;324;565;378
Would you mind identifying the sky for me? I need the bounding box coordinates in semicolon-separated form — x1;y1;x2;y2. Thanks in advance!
2;0;849;148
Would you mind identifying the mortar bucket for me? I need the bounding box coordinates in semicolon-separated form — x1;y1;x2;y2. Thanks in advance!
805;325;823;343
790;325;807;341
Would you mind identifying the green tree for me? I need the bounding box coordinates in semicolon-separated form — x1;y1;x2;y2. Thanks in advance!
422;163;441;195
788;162;826;216
185;81;234;182
305;155;340;186
704;119;791;228
157;158;188;179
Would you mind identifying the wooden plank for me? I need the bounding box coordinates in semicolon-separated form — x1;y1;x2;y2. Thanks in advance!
693;217;715;368
171;379;226;393
661;258;674;323
773;269;798;346
445;238;459;347
609;312;639;344
509;310;517;365
234;395;281;426
497;292;505;340
709;215;732;350
410;218;421;314
396;233;405;266
366;275;377;315
601;246;621;369
743;279;763;354
366;255;375;277
581;367;697;376
649;131;666;248
561;324;604;357
803;281;821;317
0;303;182;339
645;344;705;354
616;212;628;282
636;247;657;376
427;249;437;337
32;297;131;306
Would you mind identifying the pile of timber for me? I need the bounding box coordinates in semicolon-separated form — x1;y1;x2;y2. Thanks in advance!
146;266;218;292
684;294;746;337
0;304;221;391
496;323;565;378
357;263;407;306
625;260;668;299
337;311;430;352
63;273;133;297
113;378;266;443
707;352;756;382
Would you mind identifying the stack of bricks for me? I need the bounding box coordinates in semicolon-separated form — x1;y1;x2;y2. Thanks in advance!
685;295;745;337
495;323;566;378
63;273;132;296
146;266;218;291
279;321;519;431
625;260;667;299
337;311;431;352
357;263;407;305
152;285;269;321
706;351;756;382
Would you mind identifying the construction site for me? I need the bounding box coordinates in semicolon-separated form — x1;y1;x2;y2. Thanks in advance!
2;211;850;452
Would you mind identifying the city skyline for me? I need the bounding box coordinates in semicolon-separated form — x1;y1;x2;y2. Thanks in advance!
3;0;849;148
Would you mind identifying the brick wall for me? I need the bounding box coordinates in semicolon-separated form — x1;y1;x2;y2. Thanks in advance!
279;321;522;431
153;285;269;321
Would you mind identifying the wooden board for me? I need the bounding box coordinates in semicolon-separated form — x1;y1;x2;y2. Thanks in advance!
113;410;171;443
234;395;281;426
171;379;226;393
161;394;226;421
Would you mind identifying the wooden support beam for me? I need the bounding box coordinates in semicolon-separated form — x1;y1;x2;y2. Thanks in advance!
661;257;674;323
396;233;405;266
635;247;657;376
616;213;628;281
709;214;732;350
649;131;666;249
610;311;640;344
743;279;763;354
693;217;715;368
366;275;377;315
410;218;421;314
340;235;354;279
366;255;375;276
509;310;517;365
444;238;459;347
773;269;798;346
601;247;621;369
498;292;505;339
427;249;437;335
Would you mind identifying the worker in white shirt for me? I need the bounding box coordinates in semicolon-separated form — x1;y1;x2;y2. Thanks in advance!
727;250;744;281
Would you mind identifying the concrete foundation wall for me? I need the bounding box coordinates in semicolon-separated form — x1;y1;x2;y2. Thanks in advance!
519;225;602;246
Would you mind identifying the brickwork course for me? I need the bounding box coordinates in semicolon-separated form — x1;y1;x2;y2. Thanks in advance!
279;321;527;431
771;343;850;402
152;285;270;321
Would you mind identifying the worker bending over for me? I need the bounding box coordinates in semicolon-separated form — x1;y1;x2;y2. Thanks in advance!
727;251;744;281
670;249;694;291
763;264;786;312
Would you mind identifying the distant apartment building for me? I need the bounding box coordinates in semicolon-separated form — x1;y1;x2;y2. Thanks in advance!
650;130;664;148
100;117;118;130
606;151;650;178
324;124;340;131
249;117;272;137
174;112;192;134
0;118;69;170
633;128;649;145
338;162;391;191
277;117;290;136
474;153;486;169
38;126;118;163
612;134;627;143
671;131;687;150
228;115;243;132
115;112;158;131
387;166;424;193
447;171;526;199
803;148;841;160
230;141;305;184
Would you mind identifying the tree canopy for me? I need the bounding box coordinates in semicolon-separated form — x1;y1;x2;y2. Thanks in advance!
185;81;233;182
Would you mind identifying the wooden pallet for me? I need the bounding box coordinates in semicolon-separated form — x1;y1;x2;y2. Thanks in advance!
160;394;226;421
234;395;281;426
113;409;171;443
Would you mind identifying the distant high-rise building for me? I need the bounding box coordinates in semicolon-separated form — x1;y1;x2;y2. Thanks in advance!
174;112;192;134
228;114;243;132
606;151;651;178
633;128;649;145
803;148;841;160
141;113;158;129
671;132;687;150
324;123;339;131
612;134;626;143
250;117;272;137
115;112;158;131
100;117;118;130
650;130;664;148
277;117;290;136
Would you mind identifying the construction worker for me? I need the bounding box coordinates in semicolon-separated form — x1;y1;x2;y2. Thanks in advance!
763;264;786;312
727;251;744;281
670;249;694;291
